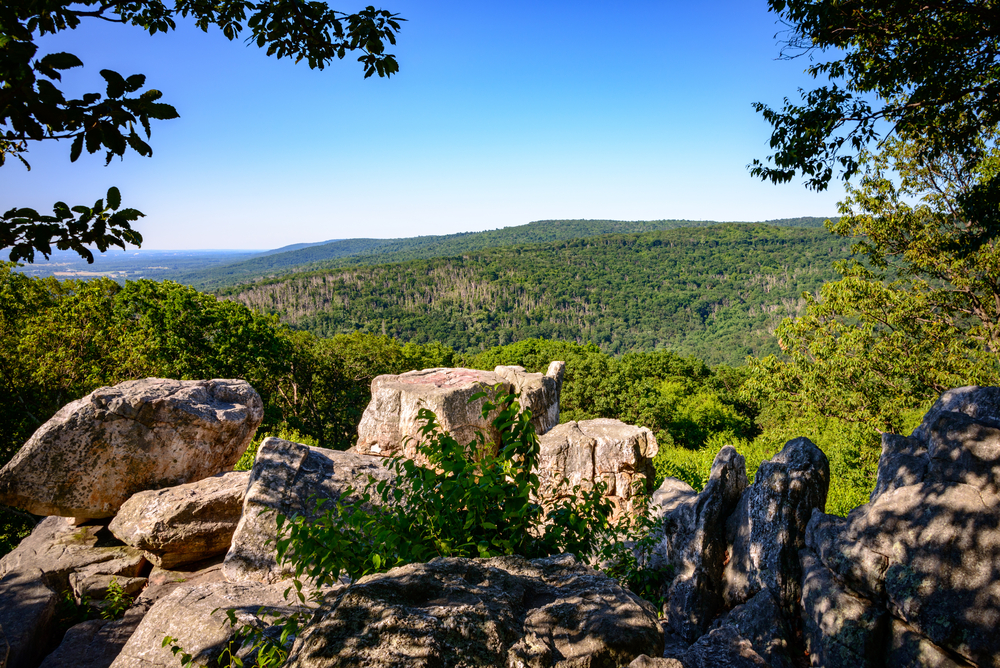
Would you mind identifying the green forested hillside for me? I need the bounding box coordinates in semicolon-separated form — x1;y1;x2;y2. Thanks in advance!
178;217;833;291
226;224;850;365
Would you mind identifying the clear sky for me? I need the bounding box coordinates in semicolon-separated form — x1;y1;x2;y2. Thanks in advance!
2;0;848;250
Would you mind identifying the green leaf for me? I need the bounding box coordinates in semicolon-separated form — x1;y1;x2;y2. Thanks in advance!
106;187;121;210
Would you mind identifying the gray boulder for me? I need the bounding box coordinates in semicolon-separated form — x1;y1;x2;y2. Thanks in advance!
38;604;148;668
800;549;887;668
0;569;58;668
538;418;659;518
654;446;747;641
109;580;313;668
0;378;263;519
0;516;146;593
285;554;663;668
223;438;393;583
109;471;250;568
723;437;830;613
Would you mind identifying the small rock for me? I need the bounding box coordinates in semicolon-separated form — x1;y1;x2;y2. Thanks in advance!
69;573;146;606
0;378;263;519
109;471;250;568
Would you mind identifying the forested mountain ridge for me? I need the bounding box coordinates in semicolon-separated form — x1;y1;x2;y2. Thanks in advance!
226;224;850;365
178;217;834;291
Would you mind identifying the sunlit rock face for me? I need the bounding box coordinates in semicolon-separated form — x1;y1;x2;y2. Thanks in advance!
0;378;263;519
537;417;659;519
354;362;564;460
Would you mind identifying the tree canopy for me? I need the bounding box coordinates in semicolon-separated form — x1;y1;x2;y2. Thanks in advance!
747;136;1000;432
752;0;1000;242
0;0;402;262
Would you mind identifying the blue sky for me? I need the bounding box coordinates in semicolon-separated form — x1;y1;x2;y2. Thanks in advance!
3;1;848;250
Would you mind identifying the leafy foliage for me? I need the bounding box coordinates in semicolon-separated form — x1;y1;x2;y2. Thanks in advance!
1;0;403;261
227;224;850;364
276;389;617;585
746;137;1000;432
753;0;1000;249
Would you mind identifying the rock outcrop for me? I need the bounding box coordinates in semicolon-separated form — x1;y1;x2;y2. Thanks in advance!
110;580;313;668
722;437;830;614
652;446;747;641
3;379;1000;668
802;385;1000;668
0;378;263;519
355;363;564;459
223;438;393;583
538;418;659;517
284;553;663;668
109;471;250;568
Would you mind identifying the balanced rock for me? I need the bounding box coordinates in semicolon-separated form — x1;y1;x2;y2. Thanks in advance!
355;363;564;459
284;554;663;668
109;470;250;568
223;438;393;583
654;446;747;641
723;437;830;613
538;418;659;516
0;378;263;519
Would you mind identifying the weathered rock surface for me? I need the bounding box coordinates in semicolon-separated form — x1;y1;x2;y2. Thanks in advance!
223;438;393;583
886;619;975;668
0;378;263;519
109;471;250;568
285;554;663;668
800;549;887;668
109;580;313;668
723;437;830;613
0;568;58;668
652;446;747;641
804;386;1000;668
538;418;659;517
494;361;566;435
38;604;148;668
355;363;564;459
0;516;146;592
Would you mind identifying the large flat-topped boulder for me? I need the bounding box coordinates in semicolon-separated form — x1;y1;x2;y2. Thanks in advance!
355;362;564;459
109;471;250;568
0;378;263;519
285;554;663;668
537;418;659;517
